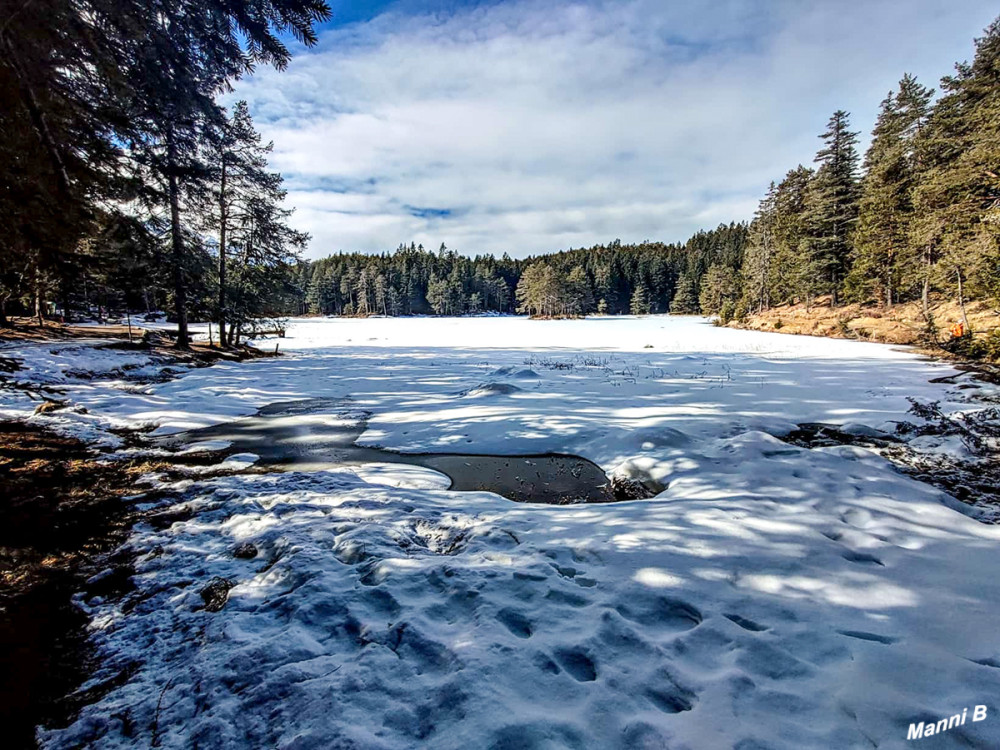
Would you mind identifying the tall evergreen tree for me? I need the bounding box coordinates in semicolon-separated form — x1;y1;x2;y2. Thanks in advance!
670;272;700;314
698;264;737;315
629;284;650;315
912;18;1000;324
849;76;933;305
566;266;594;315
770;166;813;304
740;183;778;314
206;101;277;345
802;110;860;304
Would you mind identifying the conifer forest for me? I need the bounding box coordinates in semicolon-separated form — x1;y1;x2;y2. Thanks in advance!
3;6;1000;339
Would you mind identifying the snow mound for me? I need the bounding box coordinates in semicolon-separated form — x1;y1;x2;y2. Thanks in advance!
460;382;523;397
350;463;452;490
492;365;540;379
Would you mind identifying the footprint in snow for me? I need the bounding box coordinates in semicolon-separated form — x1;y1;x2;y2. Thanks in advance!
724;613;769;632
553;647;597;682
840;507;873;528
613;591;703;630
837;630;900;645
646;685;695;713
841;550;884;566
496;608;533;639
545;588;591;608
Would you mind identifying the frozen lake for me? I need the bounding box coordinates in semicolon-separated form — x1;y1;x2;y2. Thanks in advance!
5;316;999;749
64;314;974;459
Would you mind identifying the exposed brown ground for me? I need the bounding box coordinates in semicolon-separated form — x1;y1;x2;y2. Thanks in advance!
0;423;175;748
0;317;280;364
0;320;280;748
0;318;146;343
731;296;1000;353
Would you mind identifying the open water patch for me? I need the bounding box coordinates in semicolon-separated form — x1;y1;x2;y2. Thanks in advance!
157;399;649;504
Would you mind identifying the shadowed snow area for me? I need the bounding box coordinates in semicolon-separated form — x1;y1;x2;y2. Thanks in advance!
3;316;1000;748
155;399;618;504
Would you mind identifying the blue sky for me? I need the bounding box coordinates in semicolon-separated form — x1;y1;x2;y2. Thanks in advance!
233;0;999;259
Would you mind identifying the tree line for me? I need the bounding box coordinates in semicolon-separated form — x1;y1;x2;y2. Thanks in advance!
733;18;1000;329
4;9;998;336
289;227;747;318
291;17;1000;326
1;0;330;345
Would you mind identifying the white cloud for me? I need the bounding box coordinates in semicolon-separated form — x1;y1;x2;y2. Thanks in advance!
232;0;999;258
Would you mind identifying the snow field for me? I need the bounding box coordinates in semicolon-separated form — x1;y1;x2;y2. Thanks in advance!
2;316;999;748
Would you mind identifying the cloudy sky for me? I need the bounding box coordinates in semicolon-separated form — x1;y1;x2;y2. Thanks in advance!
232;0;998;259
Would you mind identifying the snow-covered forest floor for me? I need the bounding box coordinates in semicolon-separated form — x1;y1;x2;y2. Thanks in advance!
3;315;1000;749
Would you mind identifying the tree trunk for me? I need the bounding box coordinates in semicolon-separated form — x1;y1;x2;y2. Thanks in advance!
957;267;971;332
61;284;70;323
921;245;932;321
34;269;44;326
166;128;189;348
217;153;228;347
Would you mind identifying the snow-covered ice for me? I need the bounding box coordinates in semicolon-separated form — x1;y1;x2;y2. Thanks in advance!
3;316;1000;748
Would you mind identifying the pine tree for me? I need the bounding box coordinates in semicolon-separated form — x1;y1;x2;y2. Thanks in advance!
374;274;388;315
698;264;737;315
427;276;449;315
629;284;650;315
207;101;301;344
802;111;860;305
592;263;617;313
670;272;700;314
741;183;778;313
468;292;483;314
355;269;372;315
387;286;402;316
566;266;594;315
340;272;355;313
516;263;565;317
913;18;1000;322
849;76;933;305
770;166;813;304
306;264;325;314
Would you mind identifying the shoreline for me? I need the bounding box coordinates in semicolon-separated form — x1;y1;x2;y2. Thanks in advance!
726;297;1000;376
0;329;277;748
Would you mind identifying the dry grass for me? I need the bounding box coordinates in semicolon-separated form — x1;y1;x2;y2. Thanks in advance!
731;296;1000;353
